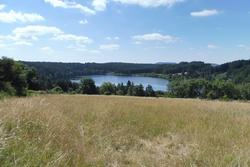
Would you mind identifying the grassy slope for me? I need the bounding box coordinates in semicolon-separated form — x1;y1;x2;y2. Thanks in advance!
1;95;250;167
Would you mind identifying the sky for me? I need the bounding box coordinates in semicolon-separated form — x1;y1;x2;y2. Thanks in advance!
0;0;249;64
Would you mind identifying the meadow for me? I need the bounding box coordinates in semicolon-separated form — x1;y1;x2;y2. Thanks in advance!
1;95;250;166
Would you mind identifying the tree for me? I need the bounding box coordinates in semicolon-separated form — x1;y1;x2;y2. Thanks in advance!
100;82;116;95
26;67;40;90
238;84;250;100
0;57;28;96
116;83;126;95
126;81;134;96
79;78;97;94
50;86;63;94
133;84;145;96
145;85;155;97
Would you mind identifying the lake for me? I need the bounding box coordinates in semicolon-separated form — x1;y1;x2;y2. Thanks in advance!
72;75;169;91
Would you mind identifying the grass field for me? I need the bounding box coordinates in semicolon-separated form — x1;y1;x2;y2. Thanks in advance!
1;95;250;166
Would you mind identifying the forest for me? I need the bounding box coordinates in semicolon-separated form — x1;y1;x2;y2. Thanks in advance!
1;57;250;100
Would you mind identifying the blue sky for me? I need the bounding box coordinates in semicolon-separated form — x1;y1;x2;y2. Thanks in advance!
0;0;249;64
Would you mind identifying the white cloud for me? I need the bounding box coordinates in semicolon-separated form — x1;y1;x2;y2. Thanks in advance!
52;34;93;48
0;10;45;23
106;36;120;40
92;0;107;11
13;25;62;40
100;44;120;50
113;0;184;8
207;44;218;49
79;19;88;25
0;25;92;50
92;0;184;12
191;9;220;17
44;0;95;15
133;41;142;45
132;33;178;43
45;0;184;13
0;4;5;10
0;25;62;46
41;46;54;54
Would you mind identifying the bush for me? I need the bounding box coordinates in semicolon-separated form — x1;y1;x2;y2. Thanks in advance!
79;78;97;94
100;82;116;95
49;86;64;94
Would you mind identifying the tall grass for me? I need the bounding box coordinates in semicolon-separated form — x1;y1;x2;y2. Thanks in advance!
1;95;250;166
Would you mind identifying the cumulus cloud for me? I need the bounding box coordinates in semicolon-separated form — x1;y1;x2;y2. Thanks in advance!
207;44;218;49
92;0;184;11
106;36;120;40
191;9;220;17
13;25;62;41
45;0;184;13
52;34;92;48
100;44;120;50
44;0;96;15
0;25;62;46
0;4;5;10
132;33;178;43
0;25;92;49
0;10;45;23
79;19;88;25
41;46;54;54
113;0;184;8
92;0;107;11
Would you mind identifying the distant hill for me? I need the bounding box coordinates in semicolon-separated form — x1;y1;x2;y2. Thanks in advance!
156;62;177;65
22;61;160;80
22;59;250;83
213;59;250;83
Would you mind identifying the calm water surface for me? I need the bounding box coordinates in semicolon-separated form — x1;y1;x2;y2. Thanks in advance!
72;75;169;91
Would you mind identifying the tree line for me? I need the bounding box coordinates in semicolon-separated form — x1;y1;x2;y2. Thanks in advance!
169;79;250;100
51;78;158;97
23;59;250;84
0;57;159;98
2;57;250;100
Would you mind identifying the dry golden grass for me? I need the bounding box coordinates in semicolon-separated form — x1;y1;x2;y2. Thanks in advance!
1;95;250;166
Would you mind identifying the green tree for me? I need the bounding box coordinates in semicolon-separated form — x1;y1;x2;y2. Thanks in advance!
100;82;116;95
116;83;126;95
133;84;145;96
79;78;97;94
145;85;155;97
0;57;28;96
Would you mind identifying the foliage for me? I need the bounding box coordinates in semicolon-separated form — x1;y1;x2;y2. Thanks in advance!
0;57;34;96
169;79;242;100
23;61;159;80
79;78;97;94
49;86;64;94
145;85;156;97
99;82;116;95
3;57;250;100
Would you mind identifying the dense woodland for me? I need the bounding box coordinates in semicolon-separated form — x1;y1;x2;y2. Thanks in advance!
23;60;250;83
1;57;250;100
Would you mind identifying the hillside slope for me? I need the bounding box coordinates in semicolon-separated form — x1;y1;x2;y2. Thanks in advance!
23;59;250;83
1;95;250;166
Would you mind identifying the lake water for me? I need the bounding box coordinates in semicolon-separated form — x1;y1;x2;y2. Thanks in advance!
72;75;169;91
